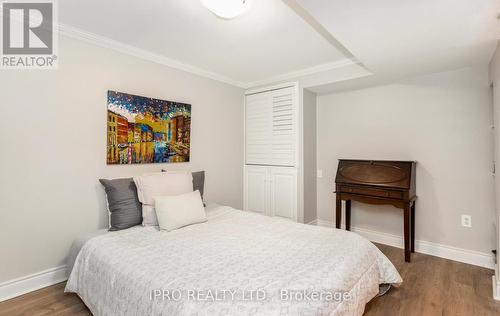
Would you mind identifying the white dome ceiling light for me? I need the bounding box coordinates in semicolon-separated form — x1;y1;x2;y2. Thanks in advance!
201;0;252;19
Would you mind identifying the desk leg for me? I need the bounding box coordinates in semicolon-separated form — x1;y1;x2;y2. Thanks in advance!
345;200;351;231
335;196;341;229
411;201;415;253
404;203;411;262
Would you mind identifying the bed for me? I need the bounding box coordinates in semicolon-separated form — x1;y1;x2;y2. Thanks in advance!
65;205;402;316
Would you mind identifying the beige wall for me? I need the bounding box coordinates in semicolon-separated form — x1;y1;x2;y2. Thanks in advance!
0;37;244;282
303;89;317;224
317;66;496;254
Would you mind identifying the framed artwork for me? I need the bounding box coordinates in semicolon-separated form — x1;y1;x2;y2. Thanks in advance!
106;90;191;164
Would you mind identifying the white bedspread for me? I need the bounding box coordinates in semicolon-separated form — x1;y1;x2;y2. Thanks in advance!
66;206;402;316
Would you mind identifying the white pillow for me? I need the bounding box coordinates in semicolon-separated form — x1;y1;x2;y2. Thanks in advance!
154;190;207;231
133;172;193;226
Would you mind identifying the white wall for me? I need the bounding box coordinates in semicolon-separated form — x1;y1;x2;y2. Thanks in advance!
303;89;317;224
317;66;495;254
0;36;244;282
489;42;500;298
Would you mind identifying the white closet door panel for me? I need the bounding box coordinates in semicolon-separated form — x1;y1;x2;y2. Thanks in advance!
245;86;297;166
244;166;269;215
245;92;272;165
271;87;296;166
270;167;297;220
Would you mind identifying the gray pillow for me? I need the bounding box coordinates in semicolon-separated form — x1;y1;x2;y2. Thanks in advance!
162;170;205;200
99;178;142;231
192;171;205;200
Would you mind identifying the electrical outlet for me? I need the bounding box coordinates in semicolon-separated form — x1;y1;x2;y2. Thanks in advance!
461;215;472;228
317;170;323;178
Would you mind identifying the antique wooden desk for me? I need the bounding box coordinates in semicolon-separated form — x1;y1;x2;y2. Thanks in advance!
334;159;417;262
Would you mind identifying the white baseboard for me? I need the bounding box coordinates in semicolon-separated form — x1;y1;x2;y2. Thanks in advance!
0;265;67;302
311;219;494;269
494;264;500;301
494;276;500;301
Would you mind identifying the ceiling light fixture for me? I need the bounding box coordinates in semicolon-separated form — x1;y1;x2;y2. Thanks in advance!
201;0;252;19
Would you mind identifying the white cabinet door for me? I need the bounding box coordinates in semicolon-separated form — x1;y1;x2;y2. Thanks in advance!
244;166;269;215
269;167;297;220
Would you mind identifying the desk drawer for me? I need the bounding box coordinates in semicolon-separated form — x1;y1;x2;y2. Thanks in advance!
340;186;403;199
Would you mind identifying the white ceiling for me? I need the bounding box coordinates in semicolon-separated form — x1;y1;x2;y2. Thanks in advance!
59;0;350;85
292;0;500;90
58;0;500;90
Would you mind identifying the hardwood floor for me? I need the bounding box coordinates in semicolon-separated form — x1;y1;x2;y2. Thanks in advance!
0;282;90;316
1;244;499;315
365;244;500;316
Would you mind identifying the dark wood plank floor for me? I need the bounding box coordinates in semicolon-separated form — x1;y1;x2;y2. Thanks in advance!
1;244;499;316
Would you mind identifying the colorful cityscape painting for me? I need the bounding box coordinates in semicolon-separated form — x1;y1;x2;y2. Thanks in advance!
106;91;191;164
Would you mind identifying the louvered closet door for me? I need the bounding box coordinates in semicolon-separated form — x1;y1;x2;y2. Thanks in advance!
245;92;272;165
270;87;296;166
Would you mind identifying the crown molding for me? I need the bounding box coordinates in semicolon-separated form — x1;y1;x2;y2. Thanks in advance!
1;8;361;89
56;23;247;88
242;58;359;89
55;23;360;90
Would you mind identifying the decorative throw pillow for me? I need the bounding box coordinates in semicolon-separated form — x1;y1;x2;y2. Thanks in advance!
133;172;193;226
99;178;142;231
162;170;205;200
154;190;207;231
